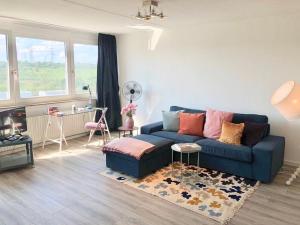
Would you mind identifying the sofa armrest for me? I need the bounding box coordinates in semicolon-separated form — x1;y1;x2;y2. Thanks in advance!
252;135;285;183
141;122;163;134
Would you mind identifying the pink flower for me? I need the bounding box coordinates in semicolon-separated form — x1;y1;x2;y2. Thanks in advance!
120;103;138;116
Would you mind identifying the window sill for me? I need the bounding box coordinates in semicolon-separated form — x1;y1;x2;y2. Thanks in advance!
0;96;96;109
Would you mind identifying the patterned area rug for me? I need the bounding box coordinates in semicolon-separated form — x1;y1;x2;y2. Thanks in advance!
101;162;259;224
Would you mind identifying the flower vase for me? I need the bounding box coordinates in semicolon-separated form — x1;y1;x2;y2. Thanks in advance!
125;116;134;129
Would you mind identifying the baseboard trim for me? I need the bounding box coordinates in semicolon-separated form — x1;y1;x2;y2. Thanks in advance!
284;160;300;167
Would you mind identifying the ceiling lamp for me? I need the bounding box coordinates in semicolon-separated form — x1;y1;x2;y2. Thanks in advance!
136;0;167;21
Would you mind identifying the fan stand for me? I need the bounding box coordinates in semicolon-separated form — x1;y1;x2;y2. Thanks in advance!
129;96;133;135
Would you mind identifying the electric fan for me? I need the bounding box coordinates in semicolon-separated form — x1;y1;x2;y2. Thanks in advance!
122;81;142;103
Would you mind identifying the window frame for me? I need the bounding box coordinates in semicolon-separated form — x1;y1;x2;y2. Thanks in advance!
72;41;98;99
0;28;98;107
0;29;15;107
14;34;71;104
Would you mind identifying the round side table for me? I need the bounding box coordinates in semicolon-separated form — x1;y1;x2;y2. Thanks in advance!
171;143;202;181
118;126;139;138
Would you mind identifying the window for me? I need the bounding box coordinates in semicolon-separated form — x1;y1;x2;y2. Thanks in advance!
0;34;9;100
16;37;68;98
74;44;97;95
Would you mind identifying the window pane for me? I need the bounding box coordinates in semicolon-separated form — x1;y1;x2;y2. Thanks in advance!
0;34;9;100
74;44;97;95
16;37;67;98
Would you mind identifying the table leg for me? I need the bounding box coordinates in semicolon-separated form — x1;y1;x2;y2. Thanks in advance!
188;153;190;166
171;149;174;176
180;152;183;183
42;115;51;149
197;152;199;167
26;142;29;161
58;117;64;151
30;141;34;166
119;131;121;138
62;122;68;146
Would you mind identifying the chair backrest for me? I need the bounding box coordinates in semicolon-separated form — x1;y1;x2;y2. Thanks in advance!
95;107;108;127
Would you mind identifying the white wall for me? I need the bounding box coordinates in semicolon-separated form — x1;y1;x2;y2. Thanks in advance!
117;14;300;164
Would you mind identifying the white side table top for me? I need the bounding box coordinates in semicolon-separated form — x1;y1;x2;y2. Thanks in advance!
171;143;202;153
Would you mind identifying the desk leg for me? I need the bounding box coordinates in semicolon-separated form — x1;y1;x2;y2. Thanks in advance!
43;115;51;149
62;119;68;146
59;117;63;151
57;117;68;151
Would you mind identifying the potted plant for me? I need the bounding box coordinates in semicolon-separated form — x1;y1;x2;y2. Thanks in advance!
121;103;137;129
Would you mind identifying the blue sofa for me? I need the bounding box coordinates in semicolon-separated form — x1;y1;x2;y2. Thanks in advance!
140;106;285;183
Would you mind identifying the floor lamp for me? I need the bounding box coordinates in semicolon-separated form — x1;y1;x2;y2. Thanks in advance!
271;80;300;185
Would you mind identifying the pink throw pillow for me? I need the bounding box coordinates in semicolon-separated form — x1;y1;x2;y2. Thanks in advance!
203;109;234;139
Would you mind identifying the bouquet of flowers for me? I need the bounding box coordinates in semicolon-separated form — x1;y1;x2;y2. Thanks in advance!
121;103;137;118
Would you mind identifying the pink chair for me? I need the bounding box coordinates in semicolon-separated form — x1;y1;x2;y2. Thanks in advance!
84;107;110;145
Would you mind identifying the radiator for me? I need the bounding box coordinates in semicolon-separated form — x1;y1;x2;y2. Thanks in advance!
0;112;92;154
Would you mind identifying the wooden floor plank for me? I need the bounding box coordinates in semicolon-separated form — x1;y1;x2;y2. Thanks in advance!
0;135;299;225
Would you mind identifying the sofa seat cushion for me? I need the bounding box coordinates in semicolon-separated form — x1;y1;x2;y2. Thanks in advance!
151;131;202;143
196;139;252;162
133;134;174;147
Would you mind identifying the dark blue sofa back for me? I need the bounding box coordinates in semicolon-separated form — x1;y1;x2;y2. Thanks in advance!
170;106;268;123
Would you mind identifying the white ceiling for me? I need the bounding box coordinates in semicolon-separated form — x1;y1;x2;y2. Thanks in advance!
0;0;300;34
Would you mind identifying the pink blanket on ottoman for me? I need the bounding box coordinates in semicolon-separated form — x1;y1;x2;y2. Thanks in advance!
102;137;155;159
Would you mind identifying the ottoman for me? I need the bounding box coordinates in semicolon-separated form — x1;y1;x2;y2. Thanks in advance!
105;134;174;178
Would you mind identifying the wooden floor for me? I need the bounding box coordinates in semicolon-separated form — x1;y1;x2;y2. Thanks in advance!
0;135;300;225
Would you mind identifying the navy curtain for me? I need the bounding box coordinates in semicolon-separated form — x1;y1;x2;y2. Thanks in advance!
96;33;122;131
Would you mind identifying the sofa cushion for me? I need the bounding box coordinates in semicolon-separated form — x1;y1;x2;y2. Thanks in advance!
134;134;174;147
242;122;269;147
196;139;252;162
151;131;202;143
178;112;205;136
219;121;245;145
203;108;234;139
162;110;182;131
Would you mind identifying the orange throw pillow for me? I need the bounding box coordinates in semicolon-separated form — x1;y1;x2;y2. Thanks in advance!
178;113;205;136
218;121;245;145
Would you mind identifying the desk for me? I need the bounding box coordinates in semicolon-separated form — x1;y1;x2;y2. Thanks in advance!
42;108;95;151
